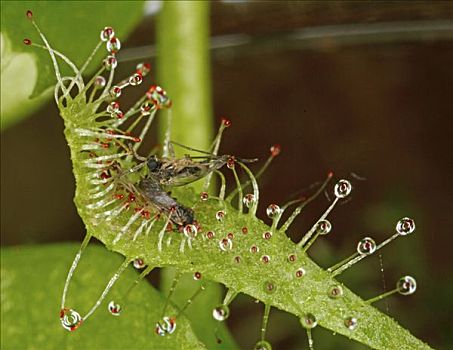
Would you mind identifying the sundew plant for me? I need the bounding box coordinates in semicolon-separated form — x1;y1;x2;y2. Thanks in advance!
3;2;449;350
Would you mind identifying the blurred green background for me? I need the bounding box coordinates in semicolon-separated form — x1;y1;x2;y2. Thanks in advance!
2;1;453;349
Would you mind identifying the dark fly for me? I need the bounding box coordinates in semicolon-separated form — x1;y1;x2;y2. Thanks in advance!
132;141;257;227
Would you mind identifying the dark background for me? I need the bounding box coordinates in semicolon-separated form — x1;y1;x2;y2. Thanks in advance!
2;2;453;349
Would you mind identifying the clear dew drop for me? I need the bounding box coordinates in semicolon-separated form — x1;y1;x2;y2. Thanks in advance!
334;179;352;198
266;204;281;219
250;245;259;253
295;268;306;278
155;316;176;336
397;275;417;295
94;75;106;88
108;301;122;316
357;237;377;255
328;285;344;299
60;308;82;331
316;220;332;235
140;101;154;116
243;193;256;208
147;85;172;109
396;217;416;236
287;254;297;263
103;55;117;71
216;210;225;221
133;258;145;269
219;238;233;251
183;224;198;239
212;304;230;321
262;231;272;240
107;101;120;114
100;26;115;42
261;255;270;264
254;340;272;350
344;317;358;330
110;86;122;98
106;37;121;53
129;73;143;86
263;280;277;294
300;313;317;329
136;62;151;76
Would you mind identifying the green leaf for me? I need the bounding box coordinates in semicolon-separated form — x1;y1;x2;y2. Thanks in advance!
1;243;205;350
0;1;145;129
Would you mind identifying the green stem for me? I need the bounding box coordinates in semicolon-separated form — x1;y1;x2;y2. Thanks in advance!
156;2;213;193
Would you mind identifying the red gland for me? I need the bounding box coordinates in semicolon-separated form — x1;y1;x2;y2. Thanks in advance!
241;227;248;234
221;117;231;127
327;170;334;178
270;144;281;157
23;38;32;45
26;10;33;19
226;156;235;169
133;137;141;143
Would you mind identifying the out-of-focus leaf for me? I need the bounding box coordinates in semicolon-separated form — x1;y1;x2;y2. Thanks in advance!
1;1;145;129
1;243;205;350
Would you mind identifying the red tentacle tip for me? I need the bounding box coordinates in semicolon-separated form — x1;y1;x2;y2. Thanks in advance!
270;144;281;157
26;10;33;19
327;170;334;178
23;38;32;46
221;117;231;127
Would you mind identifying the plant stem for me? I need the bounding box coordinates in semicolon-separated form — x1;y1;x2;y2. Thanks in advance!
156;2;213;187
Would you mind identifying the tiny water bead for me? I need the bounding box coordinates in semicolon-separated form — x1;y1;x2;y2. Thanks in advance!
106;37;121;53
270;144;281;157
212;304;230;321
334;179;352;198
263;231;272;240
155;316;176;336
344;317;358;330
221;117;232;127
136;62;151;76
254;340;273;350
133;258;145;269
397;276;417;295
357;237;377;255
266;204;281;219
107;101;120;114
100;26;115;42
219;238;233;251
261;255;270;264
300;313;317;329
396;217;416;236
103;55;117;70
295;268;306;278
140;101;154;115
193;272;202;280
288;254;297;263
216;210;225;221
94;76;106;87
129;73;143;86
110;86;122;98
60;308;82;331
147;85;172;109
316;220;332;235
263;280;277;294
250;245;259;253
328;285;344;299
226;157;235;169
243;193;256;208
183;224;198;239
108;301;122;316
